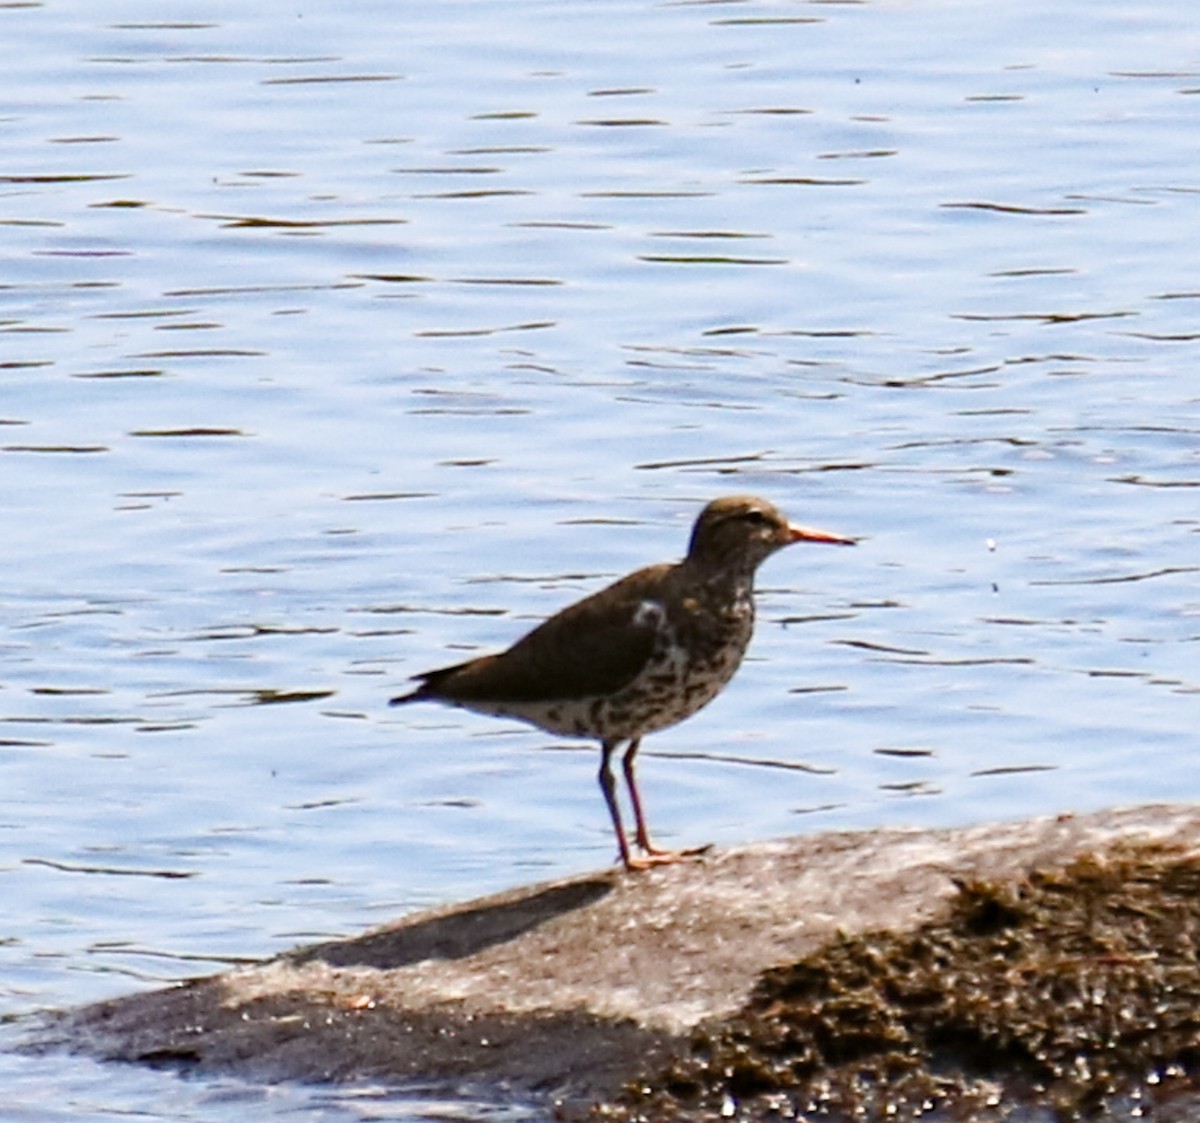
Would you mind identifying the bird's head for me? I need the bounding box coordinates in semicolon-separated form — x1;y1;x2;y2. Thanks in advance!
686;495;856;577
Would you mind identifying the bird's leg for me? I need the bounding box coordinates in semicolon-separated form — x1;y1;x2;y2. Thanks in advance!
598;739;635;870
621;739;701;867
621;738;659;855
600;739;704;872
622;740;712;867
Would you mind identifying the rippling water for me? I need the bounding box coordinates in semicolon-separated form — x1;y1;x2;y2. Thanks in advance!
2;0;1198;1118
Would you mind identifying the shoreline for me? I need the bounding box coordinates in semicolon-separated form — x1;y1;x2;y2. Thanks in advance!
29;804;1200;1118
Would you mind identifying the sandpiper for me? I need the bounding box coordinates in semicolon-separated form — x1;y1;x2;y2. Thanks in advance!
390;495;856;870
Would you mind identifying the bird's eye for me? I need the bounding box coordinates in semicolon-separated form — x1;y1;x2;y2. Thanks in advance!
743;509;771;526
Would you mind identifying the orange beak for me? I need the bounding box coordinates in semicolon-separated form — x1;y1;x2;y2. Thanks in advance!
788;523;858;546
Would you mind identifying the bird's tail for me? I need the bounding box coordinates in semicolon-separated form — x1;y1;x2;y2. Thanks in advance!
388;660;472;706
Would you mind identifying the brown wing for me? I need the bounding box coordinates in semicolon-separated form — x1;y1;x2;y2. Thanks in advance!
394;563;674;705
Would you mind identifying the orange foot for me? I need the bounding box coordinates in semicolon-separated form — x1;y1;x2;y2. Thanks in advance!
623;843;712;871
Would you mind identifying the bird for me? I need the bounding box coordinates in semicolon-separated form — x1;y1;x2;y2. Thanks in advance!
390;495;856;871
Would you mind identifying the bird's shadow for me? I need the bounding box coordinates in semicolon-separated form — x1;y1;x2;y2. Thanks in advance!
289;877;615;970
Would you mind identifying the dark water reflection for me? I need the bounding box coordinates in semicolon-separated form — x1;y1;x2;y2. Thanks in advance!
2;0;1199;1118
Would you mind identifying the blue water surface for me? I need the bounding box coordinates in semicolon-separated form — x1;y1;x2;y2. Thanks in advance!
1;0;1198;1117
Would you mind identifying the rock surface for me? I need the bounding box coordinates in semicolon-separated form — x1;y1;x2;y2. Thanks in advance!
37;805;1200;1115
